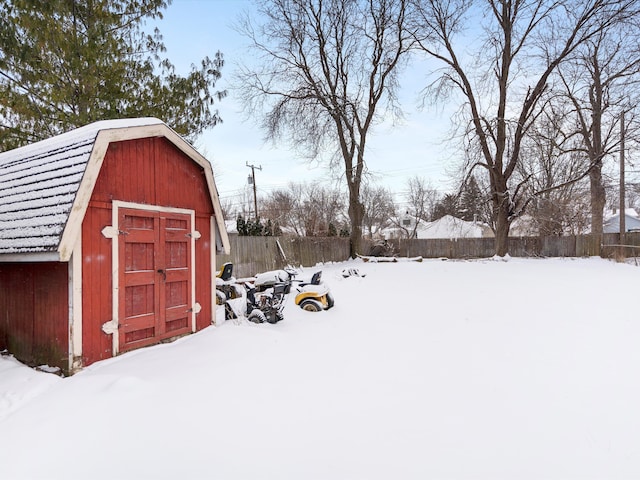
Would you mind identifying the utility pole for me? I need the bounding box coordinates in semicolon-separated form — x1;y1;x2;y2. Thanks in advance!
620;111;626;237
246;162;262;220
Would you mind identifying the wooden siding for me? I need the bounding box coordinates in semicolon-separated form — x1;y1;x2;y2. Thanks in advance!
92;137;212;212
81;137;215;366
82;203;115;365
0;262;69;370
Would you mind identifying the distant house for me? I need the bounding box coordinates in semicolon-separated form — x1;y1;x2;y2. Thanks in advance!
603;209;640;233
0;118;230;374
509;215;539;237
415;215;494;239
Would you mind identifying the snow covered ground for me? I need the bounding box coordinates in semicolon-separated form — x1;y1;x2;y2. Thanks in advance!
1;257;640;479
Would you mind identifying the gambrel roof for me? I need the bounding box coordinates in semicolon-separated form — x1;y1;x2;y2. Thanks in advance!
0;118;230;260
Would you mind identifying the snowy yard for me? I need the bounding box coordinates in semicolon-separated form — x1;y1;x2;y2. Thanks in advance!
1;257;640;479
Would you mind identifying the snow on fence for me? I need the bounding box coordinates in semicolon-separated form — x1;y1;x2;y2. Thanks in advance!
217;232;640;277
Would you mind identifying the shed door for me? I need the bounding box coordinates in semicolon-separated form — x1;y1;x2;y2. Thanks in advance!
118;208;192;352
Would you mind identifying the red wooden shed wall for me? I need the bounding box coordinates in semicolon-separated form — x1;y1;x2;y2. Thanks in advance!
0;262;69;369
82;137;215;366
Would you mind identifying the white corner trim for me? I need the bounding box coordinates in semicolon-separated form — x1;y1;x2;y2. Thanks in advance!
190;216;197;333
68;233;83;372
109;203;120;356
210;217;217;326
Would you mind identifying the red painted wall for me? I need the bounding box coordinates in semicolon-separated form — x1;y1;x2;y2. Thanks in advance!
81;137;215;366
0;262;69;370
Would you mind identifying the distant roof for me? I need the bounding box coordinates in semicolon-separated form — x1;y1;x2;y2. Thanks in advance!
603;209;640;233
0;118;229;259
417;215;492;239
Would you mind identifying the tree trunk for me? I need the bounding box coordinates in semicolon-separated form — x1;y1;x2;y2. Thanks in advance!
589;163;606;234
348;198;364;258
494;201;511;257
490;171;512;256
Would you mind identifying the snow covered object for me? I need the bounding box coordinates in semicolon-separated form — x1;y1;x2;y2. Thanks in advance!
292;270;335;312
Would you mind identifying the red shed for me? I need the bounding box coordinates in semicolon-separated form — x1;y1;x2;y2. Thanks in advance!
0;118;230;374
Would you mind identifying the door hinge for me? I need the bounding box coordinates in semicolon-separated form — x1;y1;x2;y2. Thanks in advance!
188;303;202;314
101;320;119;335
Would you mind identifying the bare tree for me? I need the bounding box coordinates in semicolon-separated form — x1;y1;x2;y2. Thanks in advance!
393;176;440;238
411;0;635;255
237;0;412;256
627;182;640;212
514;101;592;235
361;184;396;238
556;18;640;234
301;183;346;236
261;187;301;234
262;182;345;236
219;197;237;222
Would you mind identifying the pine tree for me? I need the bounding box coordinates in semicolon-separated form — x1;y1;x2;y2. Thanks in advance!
432;194;460;220
0;0;226;150
237;215;248;236
246;218;264;236
458;176;484;222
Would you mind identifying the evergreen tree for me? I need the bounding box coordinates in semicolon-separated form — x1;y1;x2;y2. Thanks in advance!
458;176;484;222
0;0;226;150
237;215;248;236
432;194;460;220
250;219;264;236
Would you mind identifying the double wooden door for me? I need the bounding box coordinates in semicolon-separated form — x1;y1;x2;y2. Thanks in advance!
118;207;192;352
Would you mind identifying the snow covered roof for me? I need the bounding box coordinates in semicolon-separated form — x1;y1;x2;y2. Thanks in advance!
0;118;229;260
603;209;640;233
417;215;493;239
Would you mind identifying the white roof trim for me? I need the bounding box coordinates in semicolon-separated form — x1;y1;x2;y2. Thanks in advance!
0;251;61;262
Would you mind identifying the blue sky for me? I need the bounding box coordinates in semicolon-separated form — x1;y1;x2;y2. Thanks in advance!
155;0;456;213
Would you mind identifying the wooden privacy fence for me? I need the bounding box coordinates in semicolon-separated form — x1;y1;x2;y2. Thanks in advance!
216;236;354;278
217;232;640;277
394;233;640;258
